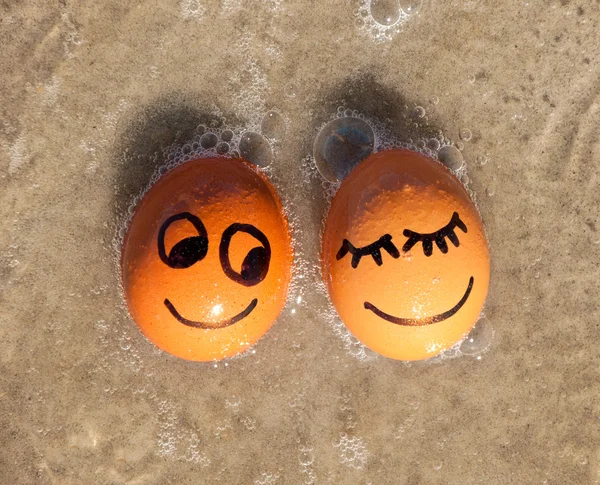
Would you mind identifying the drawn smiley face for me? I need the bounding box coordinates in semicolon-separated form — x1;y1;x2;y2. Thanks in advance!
322;149;490;361
121;157;293;362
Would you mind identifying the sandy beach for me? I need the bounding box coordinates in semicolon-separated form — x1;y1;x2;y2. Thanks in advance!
2;0;600;483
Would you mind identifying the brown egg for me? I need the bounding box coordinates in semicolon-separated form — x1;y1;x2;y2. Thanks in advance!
121;157;293;361
322;149;490;360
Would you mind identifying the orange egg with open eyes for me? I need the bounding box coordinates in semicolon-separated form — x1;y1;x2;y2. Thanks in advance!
121;157;293;362
322;149;490;361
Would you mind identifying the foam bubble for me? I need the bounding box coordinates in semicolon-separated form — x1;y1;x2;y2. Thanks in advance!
216;142;230;155
261;111;286;140
459;128;473;142
221;129;234;142
180;0;206;20
438;145;465;170
370;0;401;25
239;131;273;167
333;433;369;470
200;132;218;148
400;0;422;15
298;449;315;466
284;82;299;98
313;117;375;182
355;0;417;43
476;154;489;166
460;316;494;356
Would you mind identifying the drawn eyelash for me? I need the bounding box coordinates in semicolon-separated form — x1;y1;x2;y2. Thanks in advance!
336;234;400;268
402;212;467;257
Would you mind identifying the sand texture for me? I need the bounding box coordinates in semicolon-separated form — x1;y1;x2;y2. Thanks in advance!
1;0;600;483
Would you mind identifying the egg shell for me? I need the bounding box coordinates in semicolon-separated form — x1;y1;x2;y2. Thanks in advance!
322;149;490;360
121;157;293;362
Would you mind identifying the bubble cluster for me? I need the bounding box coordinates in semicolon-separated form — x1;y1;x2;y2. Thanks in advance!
112;109;284;285
156;399;211;466
298;446;317;484
333;433;369;470
355;0;420;43
254;472;280;485
230;32;269;127
312;106;473;186
314;274;376;362
180;0;206;20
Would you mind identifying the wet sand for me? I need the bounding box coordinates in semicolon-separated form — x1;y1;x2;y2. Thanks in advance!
2;0;600;483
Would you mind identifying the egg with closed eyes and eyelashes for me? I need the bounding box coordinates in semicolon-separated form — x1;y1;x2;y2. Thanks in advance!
322;149;490;361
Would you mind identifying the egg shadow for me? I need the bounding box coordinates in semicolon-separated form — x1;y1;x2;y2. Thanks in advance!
302;70;445;231
111;92;244;224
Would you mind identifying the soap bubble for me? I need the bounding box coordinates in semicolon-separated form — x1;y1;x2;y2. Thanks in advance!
459;129;473;142
413;106;426;118
200;132;218;149
313;117;375;182
476;154;488;166
221;129;234;142
284;82;298;98
261;111;286;140
216;142;230;155
460;316;494;355
298;449;314;466
370;0;401;26
400;0;422;15
438;145;464;171
427;138;441;151
239;131;273;167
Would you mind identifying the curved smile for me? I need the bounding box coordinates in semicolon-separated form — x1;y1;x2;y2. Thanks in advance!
364;276;474;326
164;298;258;329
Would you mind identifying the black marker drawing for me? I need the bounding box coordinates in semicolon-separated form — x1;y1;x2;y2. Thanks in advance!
158;212;209;269
336;234;400;268
402;212;467;257
164;298;257;329
158;214;268;328
364;276;474;326
220;223;271;286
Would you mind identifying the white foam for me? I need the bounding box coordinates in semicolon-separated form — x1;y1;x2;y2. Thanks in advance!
180;0;207;20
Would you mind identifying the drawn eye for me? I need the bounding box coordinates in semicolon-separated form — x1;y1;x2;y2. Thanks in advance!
336;234;400;268
158;212;208;269
402;212;467;257
220;223;271;286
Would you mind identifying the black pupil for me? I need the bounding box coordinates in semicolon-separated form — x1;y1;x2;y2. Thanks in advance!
241;246;269;281
158;212;208;269
168;236;208;269
219;223;271;287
